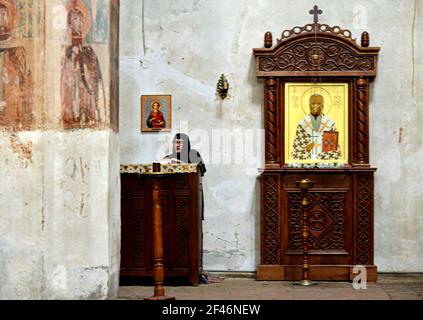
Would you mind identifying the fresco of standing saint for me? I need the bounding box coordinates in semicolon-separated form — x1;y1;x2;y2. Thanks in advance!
0;0;33;130
61;0;106;129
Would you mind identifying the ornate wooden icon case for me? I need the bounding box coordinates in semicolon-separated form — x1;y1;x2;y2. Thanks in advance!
253;7;380;281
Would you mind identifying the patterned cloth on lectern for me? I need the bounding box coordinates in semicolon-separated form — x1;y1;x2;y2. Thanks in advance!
120;163;198;174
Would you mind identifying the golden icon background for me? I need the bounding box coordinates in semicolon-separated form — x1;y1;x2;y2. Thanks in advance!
285;82;349;164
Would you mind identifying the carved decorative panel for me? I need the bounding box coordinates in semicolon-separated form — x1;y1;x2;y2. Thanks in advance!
277;24;356;43
176;175;189;190
175;196;189;267
134;195;146;267
356;175;372;265
288;192;346;250
259;39;376;73
262;175;280;264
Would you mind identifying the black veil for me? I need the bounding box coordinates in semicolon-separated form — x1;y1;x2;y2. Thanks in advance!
165;133;207;176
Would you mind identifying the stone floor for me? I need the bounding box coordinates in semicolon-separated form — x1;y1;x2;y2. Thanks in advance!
118;273;423;300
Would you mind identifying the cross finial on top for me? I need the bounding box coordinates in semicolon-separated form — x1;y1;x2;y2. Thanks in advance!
309;5;323;24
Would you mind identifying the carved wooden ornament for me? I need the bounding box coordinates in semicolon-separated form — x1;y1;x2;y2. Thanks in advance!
255;8;380;282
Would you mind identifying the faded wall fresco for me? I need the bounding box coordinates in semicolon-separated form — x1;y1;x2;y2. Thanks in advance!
16;0;42;38
84;0;109;44
55;0;117;131
0;0;38;131
60;0;107;129
0;0;117;131
0;1;120;300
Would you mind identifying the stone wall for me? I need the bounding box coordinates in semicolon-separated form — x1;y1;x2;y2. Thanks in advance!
120;0;423;272
0;0;120;299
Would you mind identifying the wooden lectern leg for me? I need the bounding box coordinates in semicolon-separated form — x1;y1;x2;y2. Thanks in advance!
145;178;175;300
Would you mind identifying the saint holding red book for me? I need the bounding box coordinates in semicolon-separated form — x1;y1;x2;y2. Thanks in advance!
322;131;338;153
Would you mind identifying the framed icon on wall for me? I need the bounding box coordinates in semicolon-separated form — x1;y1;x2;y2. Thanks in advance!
141;95;172;132
284;83;349;165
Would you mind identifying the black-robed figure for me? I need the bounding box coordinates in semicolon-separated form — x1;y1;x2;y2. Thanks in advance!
165;133;207;176
164;133;206;217
165;133;208;283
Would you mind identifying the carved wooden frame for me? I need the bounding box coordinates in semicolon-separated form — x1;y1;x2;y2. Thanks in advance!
254;24;380;168
254;20;380;281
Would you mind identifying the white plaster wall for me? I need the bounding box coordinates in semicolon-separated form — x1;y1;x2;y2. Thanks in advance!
0;132;44;299
0;131;120;299
120;0;423;272
41;131;120;299
0;1;121;300
107;132;121;298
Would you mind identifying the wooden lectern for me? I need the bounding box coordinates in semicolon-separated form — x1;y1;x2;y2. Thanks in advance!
120;163;202;287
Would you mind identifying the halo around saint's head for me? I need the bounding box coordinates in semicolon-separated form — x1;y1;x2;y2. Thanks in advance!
301;86;333;116
0;0;19;37
151;101;162;111
66;0;91;39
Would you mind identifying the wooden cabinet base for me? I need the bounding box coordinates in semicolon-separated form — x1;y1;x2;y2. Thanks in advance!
259;169;377;283
257;265;377;282
120;171;202;287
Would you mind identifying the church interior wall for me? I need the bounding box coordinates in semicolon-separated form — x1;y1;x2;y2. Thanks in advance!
120;0;423;273
0;0;120;299
1;0;422;301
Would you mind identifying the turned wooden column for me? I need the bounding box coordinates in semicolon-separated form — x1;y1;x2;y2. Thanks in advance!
264;77;279;167
294;179;316;286
145;163;175;300
353;77;370;166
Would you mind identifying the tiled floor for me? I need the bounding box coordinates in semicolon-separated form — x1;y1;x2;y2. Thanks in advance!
118;273;423;300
